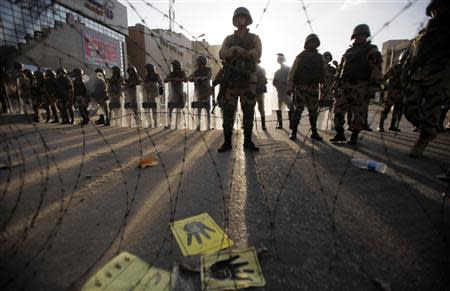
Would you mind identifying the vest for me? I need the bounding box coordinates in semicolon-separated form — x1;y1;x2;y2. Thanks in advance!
341;42;375;82
293;50;324;85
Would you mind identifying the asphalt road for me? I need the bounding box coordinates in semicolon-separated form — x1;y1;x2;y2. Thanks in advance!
1;107;449;290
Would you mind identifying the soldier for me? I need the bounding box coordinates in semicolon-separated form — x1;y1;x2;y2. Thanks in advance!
255;63;268;130
189;56;212;130
288;33;327;141
322;51;337;103
55;68;74;124
31;70;50;122
273;53;292;129
44;69;59;123
217;7;262;152
72;68;90;125
143;63;163;127
379;62;403;132
402;0;450;157
19;69;33;115
125;65;143;126
331;24;382;145
164;60;187;128
92;68;110;126
108;66;125;124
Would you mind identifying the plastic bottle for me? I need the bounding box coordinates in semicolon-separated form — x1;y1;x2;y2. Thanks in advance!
351;158;387;173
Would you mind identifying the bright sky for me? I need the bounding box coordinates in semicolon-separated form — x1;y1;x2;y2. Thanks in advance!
120;0;429;77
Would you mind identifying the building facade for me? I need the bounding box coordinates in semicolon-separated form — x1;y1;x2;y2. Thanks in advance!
381;39;411;73
0;0;128;74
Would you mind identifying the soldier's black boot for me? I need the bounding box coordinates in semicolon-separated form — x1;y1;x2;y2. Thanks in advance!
218;132;232;153
309;113;323;141
348;130;360;145
261;116;267;131
276;110;283;129
311;129;323;141
289;118;299;140
378;118;385;132
95;114;105;125
330;127;346;142
244;133;259;152
388;119;400;132
288;110;293;130
289;128;297;140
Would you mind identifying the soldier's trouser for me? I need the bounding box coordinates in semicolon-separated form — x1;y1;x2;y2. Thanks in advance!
58;98;69;121
381;100;403;126
256;94;265;117
222;88;256;142
291;85;320;131
334;81;369;132
404;78;446;139
48;96;59;120
76;96;89;122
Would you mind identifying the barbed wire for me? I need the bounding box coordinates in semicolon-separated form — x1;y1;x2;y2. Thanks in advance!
299;0;314;33
255;0;272;30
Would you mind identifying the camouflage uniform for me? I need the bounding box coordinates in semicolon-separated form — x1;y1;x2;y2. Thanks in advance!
255;65;268;130
402;0;450;157
125;67;143;125
218;27;261;151
189;63;212;130
31;71;50;122
379;63;403;131
55;70;74;124
18;71;33;115
143;65;163;127
288;34;327;141
44;71;60;123
333;37;382;143
108;68;125;109
164;64;187;128
92;70;110;126
273;56;291;129
72;70;89;125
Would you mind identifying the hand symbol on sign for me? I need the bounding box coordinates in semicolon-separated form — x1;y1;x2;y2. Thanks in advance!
183;221;216;246
209;255;254;281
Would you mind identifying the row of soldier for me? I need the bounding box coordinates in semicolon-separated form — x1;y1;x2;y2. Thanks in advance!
1;0;448;158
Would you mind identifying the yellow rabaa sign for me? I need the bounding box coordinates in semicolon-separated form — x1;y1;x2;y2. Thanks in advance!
81;252;172;291
171;213;233;256
200;247;266;291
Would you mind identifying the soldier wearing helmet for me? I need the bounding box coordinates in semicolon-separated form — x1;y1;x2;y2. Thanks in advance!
217;6;262;152
164;60;187;128
188;56;213;130
17;69;33;115
143;63;163;127
255;63;268;131
108;66;125;121
44;69;60;123
55;67;74;124
273;53;292;129
321;51;337;103
402;0;450;157
92;67;110;126
72;68;90;125
288;33;327;141
125;65;143;126
331;24;382;145
31;70;50;122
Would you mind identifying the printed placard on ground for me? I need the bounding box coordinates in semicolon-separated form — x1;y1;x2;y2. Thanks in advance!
81;251;172;291
171;213;233;256
200;247;265;291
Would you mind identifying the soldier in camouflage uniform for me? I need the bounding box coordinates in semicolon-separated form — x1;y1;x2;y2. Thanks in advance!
402;0;450;157
44;69;59;123
164;60;187;128
92;68;110;126
217;7;262;152
108;66;125;124
189;56;212;130
322;52;337;103
379;62;403;132
55;68;74;124
143;63;163;127
125;65;143;126
19;69;33;115
31;70;50;122
255;64;268;130
273;53;291;129
331;24;382;145
288;33;327;141
72;68;90;125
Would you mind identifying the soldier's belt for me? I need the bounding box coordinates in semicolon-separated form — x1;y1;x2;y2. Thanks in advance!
191;101;210;109
168;101;184;109
142;101;157;109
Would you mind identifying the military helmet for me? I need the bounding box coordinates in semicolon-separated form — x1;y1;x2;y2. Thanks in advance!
426;0;448;16
171;60;182;69
13;61;23;71
34;70;44;79
95;68;105;76
233;7;253;27
72;68;83;76
45;69;55;77
56;67;67;75
323;51;332;59
144;63;155;71
196;56;208;66
351;24;371;39
23;69;33;78
127;65;137;74
111;66;121;74
304;33;320;48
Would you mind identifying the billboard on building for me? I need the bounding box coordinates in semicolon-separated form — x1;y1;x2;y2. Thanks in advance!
82;30;121;68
